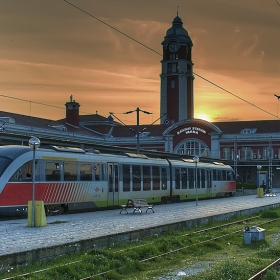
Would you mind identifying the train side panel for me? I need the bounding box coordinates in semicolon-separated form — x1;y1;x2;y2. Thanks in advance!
0;145;236;217
169;160;236;201
109;157;171;206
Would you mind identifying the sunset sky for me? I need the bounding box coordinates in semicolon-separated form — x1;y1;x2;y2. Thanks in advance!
0;0;280;125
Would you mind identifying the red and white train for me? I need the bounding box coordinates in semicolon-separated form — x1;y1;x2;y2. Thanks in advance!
0;145;236;217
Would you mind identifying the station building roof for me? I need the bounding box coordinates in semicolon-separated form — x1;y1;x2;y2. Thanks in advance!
213;120;280;134
1;109;280;141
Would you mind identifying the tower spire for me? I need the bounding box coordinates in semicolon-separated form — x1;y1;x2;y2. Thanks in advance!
177;5;179;16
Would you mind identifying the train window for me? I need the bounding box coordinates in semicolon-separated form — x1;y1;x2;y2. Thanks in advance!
201;169;206;188
189;168;195;189
197;169;201;188
108;164;113;192
0;156;13;177
207;170;212;188
9;168;23;182
143;165;151;191
114;165;119;192
132;165;141;191
161;167;167;190
10;167;23;181
122;164;130;192
182;168;187;189
222;170;227;181
152;166;160;190
100;163;105;181
46;162;61;181
24;161;32;180
217;170;222;181
108;164;118;192
9;161;33;182
213;170;217;181
80;163;92;181
64;162;77;181
175;168;180;189
227;171;233;181
94;163;100;181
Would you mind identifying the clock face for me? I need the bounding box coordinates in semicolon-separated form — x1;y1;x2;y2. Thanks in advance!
169;42;179;52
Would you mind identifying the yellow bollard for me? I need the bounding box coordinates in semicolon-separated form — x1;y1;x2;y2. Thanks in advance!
257;188;264;198
27;200;47;227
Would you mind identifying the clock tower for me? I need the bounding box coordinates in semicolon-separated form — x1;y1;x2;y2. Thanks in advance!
160;14;194;124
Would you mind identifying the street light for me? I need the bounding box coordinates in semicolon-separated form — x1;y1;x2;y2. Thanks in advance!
193;156;199;206
257;165;262;198
29;137;40;227
257;165;262;187
124;107;152;154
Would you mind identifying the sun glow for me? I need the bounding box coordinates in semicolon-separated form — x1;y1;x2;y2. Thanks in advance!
195;113;213;123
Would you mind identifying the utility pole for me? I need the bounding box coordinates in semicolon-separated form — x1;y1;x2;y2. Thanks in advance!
124;107;152;154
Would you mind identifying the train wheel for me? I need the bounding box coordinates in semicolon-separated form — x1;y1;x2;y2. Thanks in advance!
62;204;69;214
44;205;63;216
44;205;52;216
161;197;167;204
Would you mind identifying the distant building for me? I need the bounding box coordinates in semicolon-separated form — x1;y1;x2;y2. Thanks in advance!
0;14;280;188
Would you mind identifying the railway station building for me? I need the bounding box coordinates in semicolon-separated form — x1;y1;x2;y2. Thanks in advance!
1;14;280;188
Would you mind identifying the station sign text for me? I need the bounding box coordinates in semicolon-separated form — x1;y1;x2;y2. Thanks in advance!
177;126;206;135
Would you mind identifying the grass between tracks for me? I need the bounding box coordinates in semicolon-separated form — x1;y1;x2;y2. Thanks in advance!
2;209;280;280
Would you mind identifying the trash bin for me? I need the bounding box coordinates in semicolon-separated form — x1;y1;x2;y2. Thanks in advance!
243;226;251;244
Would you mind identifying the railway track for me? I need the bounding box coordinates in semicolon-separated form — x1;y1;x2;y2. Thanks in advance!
89;217;280;280
3;215;279;280
248;257;280;280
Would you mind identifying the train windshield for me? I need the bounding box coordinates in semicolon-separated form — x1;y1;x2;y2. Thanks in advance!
0;156;13;177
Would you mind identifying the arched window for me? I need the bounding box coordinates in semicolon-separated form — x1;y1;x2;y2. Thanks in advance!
174;139;210;157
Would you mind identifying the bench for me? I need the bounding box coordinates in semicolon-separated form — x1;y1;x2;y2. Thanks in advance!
120;198;154;214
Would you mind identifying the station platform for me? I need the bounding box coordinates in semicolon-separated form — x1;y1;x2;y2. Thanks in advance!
1;194;280;271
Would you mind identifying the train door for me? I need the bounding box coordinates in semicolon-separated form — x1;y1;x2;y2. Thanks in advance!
107;163;119;206
206;169;212;197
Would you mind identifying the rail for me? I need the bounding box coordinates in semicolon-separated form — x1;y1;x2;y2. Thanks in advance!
248;257;280;280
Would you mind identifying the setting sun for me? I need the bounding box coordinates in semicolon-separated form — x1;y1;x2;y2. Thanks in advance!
195;113;213;122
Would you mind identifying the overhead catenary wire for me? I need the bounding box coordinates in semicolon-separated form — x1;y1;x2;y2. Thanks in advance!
62;0;280;120
0;94;64;111
0;94;95;117
194;73;279;119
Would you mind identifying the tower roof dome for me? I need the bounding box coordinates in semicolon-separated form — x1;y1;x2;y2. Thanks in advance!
166;15;188;37
164;15;192;46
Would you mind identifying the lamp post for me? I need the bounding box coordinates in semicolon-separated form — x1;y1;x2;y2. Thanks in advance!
193;156;199;206
257;165;262;187
124;107;152;154
29;137;40;227
257;165;262;198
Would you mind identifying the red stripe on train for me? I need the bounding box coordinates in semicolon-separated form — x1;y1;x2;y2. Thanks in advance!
0;182;97;206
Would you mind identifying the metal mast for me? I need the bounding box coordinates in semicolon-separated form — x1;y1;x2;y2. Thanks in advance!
234;137;238;179
269;137;273;189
